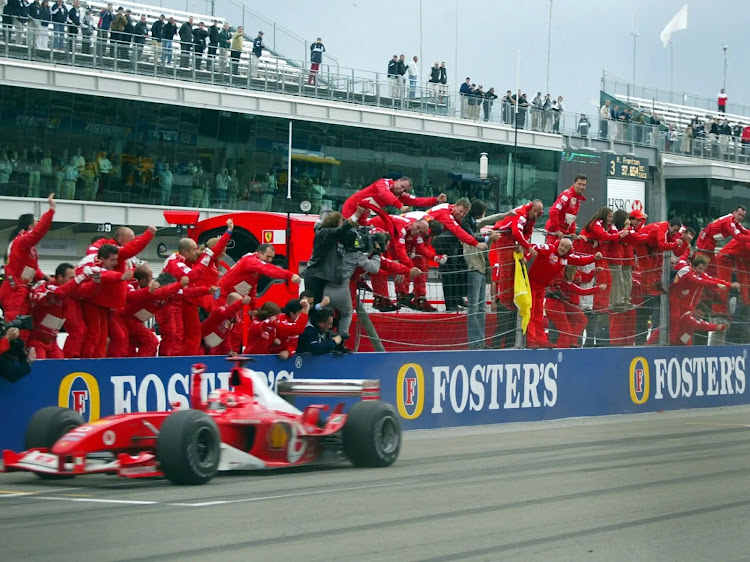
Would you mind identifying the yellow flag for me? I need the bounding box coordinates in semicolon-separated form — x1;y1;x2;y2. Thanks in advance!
513;252;532;334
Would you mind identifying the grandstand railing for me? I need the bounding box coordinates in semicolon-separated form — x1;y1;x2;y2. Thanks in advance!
603;71;750;119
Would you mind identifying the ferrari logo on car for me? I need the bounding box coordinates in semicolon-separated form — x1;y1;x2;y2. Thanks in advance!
264;231;273;243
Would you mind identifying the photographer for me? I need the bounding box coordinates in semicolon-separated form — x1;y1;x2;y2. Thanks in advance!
304;207;366;303
0;320;34;383
322;227;382;340
297;308;344;355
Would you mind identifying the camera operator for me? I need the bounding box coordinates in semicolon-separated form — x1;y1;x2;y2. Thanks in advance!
304;207;367;303
322;227;382;341
0;320;34;383
297;308;345;355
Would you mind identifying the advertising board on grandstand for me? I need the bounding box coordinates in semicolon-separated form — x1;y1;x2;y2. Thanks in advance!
0;346;748;450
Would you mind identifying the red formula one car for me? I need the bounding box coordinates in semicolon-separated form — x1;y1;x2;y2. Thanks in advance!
3;358;402;485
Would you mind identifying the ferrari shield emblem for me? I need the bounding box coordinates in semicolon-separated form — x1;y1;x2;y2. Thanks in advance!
263;231;273;243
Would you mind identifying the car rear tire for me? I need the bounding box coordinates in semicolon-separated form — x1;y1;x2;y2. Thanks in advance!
24;406;84;480
157;410;221;485
343;401;401;468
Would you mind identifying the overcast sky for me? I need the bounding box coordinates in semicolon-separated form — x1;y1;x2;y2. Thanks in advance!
164;0;743;117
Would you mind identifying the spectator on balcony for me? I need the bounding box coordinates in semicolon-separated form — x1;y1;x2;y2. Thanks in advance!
49;0;66;50
207;19;219;70
681;124;693;154
27;0;41;49
158;163;172;206
599;100;610;139
16;0;29;45
437;61;448;103
396;54;407;100
161;16;176;66
502;90;513;124
122;9;134;58
178;16;193;68
230;25;243;75
65;0;80;52
97;3;114;57
577;114;590;137
308;37;325;85
150;14;164;64
531;92;543;131
133;14;148;61
459;77;471;118
407;55;419;99
483;88;498;122
387;55;399;98
251;30;264;78
466;84;478;120
718;88;728;113
218;22;230;72
110;7;126;58
517;91;529;129
80;9;95;55
192;21;208;70
427;61;441;101
552;95;564;134
542;93;552;132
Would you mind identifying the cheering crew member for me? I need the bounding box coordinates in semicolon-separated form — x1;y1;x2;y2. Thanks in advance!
715;237;750;314
271;298;314;359
341;177;444;224
671;255;736;337
648;303;728;345
245;301;283;354
202;292;251;355
27;263;100;359
80;224;156;356
544;174;587;244
193;218;233;313
526;239;601;348
119;266;189;357
0;194;55;327
218;244;301;305
80;245;136;358
369;213;433;311
489;200;543;308
695;205;750;255
546;266;607;348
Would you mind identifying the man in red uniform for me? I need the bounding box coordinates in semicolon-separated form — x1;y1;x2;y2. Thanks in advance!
715;237;750;314
163;237;206;356
27;263;100;359
544;174;587;244
218;243;301;304
0;194;56;329
648;304;728;345
79;224;156;357
119;265;190;357
201;292;251;355
80;245;136;358
525;238;602;348
695;205;750;255
341;177;445;224
271;298;312;359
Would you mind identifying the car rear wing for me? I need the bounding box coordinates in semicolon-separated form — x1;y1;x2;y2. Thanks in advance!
277;379;380;401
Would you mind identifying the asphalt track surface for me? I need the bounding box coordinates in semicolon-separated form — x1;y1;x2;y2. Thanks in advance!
2;407;750;561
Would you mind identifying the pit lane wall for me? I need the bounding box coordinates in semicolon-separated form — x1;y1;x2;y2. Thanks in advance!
1;345;748;451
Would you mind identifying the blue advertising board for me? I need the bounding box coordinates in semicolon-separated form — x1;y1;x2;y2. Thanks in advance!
1;345;748;451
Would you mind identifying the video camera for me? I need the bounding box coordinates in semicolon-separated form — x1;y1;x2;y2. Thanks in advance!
0;314;33;335
343;226;377;255
0;315;33;383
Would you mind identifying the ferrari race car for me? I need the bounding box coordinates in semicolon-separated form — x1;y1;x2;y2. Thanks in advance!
3;358;402;485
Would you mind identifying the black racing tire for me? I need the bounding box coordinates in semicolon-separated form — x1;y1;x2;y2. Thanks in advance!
157;410;221;485
343;400;402;468
24;406;84;480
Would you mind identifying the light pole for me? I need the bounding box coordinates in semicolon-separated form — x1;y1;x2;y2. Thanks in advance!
631;28;639;92
545;0;552;95
723;44;728;91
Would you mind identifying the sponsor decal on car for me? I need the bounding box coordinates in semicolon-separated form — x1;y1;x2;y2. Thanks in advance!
267;422;290;450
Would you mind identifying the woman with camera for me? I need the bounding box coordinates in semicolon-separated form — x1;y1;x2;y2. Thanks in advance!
303;207;367;303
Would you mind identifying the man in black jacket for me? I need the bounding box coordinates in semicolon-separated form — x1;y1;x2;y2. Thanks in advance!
49;0;66;49
161;16;176;65
207;20;219;71
308;37;324;85
178;16;193;68
66;0;80;53
296;308;343;355
150;14;164;64
387;55;399;98
251;30;264;78
133;14;148;61
27;0;41;49
192;21;208;70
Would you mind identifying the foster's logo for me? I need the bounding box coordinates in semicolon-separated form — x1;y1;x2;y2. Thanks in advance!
58;372;101;422
629;357;650;405
396;363;424;420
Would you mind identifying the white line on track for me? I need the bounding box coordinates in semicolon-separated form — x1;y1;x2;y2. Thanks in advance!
167;480;420;507
32;497;158;505
0;487;81;498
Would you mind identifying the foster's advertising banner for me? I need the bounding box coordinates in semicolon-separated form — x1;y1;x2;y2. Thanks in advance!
0;346;748;450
